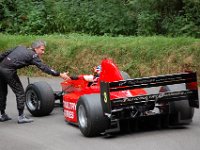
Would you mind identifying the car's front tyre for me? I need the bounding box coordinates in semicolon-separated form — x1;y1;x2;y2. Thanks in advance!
25;81;55;117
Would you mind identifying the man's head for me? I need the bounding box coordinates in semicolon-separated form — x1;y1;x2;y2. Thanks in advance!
93;65;101;76
31;40;46;58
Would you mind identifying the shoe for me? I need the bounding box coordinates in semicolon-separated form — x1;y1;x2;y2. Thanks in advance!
18;115;34;124
0;113;12;122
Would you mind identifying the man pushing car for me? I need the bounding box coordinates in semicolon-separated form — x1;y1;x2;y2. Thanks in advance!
0;40;70;123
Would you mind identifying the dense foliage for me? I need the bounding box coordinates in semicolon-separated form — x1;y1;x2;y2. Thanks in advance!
0;0;200;37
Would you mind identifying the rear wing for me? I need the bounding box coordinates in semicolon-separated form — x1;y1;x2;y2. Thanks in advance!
100;72;199;114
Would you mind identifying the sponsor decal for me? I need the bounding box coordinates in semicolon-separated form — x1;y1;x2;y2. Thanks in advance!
32;54;38;58
63;101;76;119
64;110;74;119
118;76;183;87
63;101;76;110
112;90;192;105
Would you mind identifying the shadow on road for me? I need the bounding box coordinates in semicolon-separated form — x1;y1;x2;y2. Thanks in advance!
102;118;190;139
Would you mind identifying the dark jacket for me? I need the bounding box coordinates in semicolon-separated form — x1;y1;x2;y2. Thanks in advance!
0;46;60;76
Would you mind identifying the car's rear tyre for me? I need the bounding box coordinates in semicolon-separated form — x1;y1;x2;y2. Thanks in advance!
25;81;55;117
77;94;109;137
169;100;194;125
161;84;194;125
120;71;131;79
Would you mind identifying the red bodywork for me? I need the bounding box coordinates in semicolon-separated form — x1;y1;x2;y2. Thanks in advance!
61;59;147;123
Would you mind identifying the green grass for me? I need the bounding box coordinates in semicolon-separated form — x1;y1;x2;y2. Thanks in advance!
0;33;200;81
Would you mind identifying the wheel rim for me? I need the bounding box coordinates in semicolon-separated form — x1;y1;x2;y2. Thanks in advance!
78;105;87;128
26;89;40;111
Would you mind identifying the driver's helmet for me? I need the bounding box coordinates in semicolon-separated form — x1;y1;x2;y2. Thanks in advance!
93;65;101;76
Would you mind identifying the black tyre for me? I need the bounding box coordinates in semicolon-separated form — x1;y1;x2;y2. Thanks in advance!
77;94;109;137
25;81;55;117
161;84;194;125
169;100;194;125
120;71;131;79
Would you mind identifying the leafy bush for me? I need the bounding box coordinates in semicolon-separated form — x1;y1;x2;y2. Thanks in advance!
137;12;160;36
0;0;200;37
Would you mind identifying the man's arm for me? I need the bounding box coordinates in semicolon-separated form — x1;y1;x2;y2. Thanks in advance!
30;52;70;80
31;54;60;76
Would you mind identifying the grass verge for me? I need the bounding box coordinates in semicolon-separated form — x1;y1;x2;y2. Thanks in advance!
0;33;200;82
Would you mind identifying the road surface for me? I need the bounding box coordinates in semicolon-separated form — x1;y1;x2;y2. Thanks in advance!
0;76;199;150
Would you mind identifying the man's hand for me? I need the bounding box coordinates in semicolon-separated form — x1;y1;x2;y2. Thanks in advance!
60;72;71;80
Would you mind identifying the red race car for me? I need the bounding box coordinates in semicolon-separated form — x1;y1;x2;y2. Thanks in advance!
25;59;199;137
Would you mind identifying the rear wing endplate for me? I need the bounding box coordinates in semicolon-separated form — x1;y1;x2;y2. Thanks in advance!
100;72;199;114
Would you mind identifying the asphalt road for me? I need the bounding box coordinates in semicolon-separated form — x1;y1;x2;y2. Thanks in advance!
0;76;200;150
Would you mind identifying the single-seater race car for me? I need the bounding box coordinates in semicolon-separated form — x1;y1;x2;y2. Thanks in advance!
25;59;199;137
